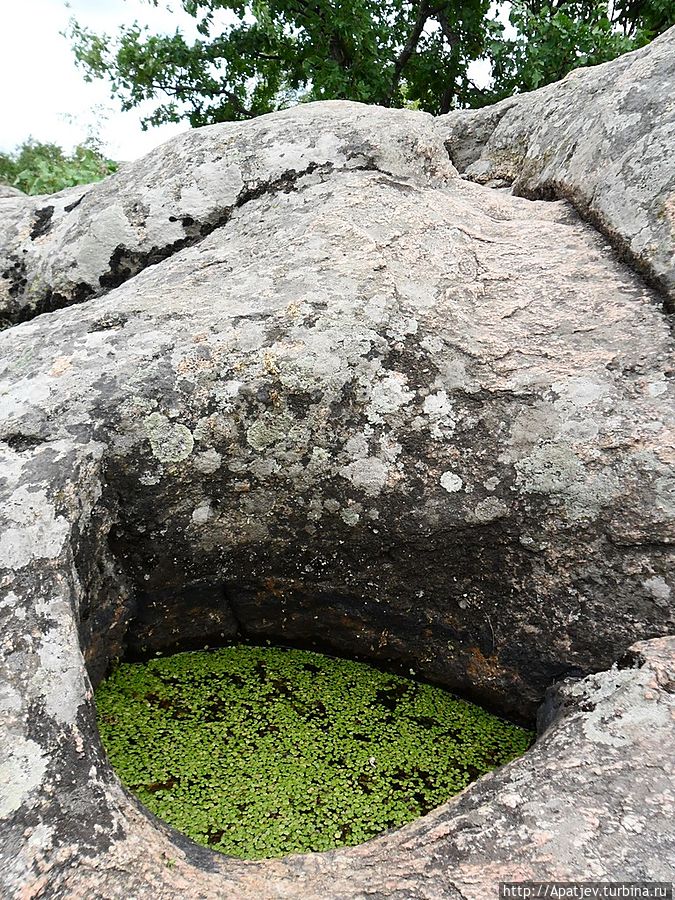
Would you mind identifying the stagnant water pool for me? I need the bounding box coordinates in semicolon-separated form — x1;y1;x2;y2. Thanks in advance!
95;644;533;859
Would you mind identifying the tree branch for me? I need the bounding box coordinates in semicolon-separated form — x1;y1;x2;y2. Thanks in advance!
385;1;432;105
148;79;254;119
437;10;460;48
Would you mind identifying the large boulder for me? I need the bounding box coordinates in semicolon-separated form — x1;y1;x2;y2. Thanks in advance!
1;33;674;900
0;135;672;713
437;26;675;307
0;104;452;326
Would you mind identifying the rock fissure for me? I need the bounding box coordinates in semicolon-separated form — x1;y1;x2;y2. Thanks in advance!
1;102;453;328
446;143;673;313
1;161;407;329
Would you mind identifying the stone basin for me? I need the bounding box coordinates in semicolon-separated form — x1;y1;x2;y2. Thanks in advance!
1;29;675;899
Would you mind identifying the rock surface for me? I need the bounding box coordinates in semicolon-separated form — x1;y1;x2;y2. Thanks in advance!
1;31;674;900
0;104;451;326
438;26;675;307
0;185;25;199
2;636;674;898
0;146;672;715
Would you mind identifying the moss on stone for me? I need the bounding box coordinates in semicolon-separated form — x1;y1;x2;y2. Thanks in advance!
95;645;533;859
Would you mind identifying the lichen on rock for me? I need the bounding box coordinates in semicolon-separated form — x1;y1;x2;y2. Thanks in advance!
0;28;674;900
144;413;194;464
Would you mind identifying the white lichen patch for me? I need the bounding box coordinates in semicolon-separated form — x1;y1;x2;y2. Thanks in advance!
551;376;610;409
645;379;667;398
344;433;370;459
366;372;414;424
191;501;212;525
515;444;585;494
193;448;223;474
249;457;281;479
306;447;331;473
0;372;53;421
440;471;463;493
35;618;86;725
515;444;620;520
138;470;162;485
386;315;419;342
144;413;194;463
643;576;671;603
0;736;48;817
210;379;245;407
0;486;69;570
340;507;361;526
568;669;673;749
422;389;456;438
340;457;389;497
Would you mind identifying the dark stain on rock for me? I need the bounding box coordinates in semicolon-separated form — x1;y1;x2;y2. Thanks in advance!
24;281;95;321
30;205;55;240
89;313;129;332
1;432;46;452
2;257;28;298
64;193;87;213
99;242;191;291
381;337;440;392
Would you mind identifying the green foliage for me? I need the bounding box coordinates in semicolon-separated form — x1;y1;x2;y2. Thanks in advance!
487;0;671;99
0;140;118;196
68;0;491;126
95;644;533;859
68;0;674;127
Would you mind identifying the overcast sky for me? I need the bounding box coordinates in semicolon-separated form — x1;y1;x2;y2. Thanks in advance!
0;0;499;163
0;0;198;160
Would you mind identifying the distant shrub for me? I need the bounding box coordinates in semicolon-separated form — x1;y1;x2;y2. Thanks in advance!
0;139;117;195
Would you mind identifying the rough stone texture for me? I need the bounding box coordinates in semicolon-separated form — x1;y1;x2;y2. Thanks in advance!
0;103;451;326
1;35;674;900
0;153;672;715
2;636;674;898
437;26;675;307
0;185;25;199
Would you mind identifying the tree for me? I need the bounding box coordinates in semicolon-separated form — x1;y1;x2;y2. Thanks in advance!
489;0;674;98
0;140;118;195
68;0;675;128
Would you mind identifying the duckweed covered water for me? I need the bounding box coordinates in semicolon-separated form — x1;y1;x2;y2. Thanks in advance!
95;645;533;859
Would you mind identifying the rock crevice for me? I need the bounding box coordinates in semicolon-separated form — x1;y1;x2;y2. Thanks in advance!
0;103;454;327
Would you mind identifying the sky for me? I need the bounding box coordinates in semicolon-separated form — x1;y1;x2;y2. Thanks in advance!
0;0;501;164
0;0;198;160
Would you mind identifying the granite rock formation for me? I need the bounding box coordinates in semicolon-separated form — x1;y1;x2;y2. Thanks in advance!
438;26;675;306
1;27;674;900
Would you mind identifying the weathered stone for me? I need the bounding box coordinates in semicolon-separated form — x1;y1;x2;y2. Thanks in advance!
0;185;25;199
437;26;675;306
0;156;672;711
1;34;674;900
0;103;453;326
2;633;673;896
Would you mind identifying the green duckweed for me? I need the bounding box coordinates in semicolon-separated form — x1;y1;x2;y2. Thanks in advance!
95;644;533;859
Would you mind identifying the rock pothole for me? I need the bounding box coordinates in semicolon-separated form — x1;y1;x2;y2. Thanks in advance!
94;643;533;859
2;34;675;896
